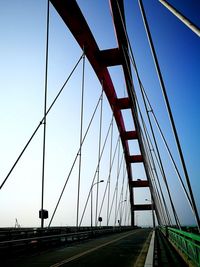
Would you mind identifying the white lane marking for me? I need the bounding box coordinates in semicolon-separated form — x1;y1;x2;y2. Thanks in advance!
133;230;152;267
50;229;143;267
144;230;155;267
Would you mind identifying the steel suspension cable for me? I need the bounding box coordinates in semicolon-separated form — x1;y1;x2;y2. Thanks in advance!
0;53;84;190
132;58;179;226
141;135;163;226
107;116;114;225
106;139;120;224
121;45;168;226
124;39;178;226
141;112;174;225
48;91;103;227
115;1;157;227
141;133;162;225
138;78;181;227
78;111;114;227
115;143;121;226
116;0;173;227
159;0;200;37
152;174;168;225
107;150;123;225
95;87;103;226
124;180;129;225
142;122;171;225
116;0;183;227
120;200;126;226
115;160;126;226
96;120;120;226
144;124;172;225
141;86;193;210
120;40;159;225
138;0;200;231
41;0;50;229
121;37;180;227
123;22;192;207
138;97;172;226
76;52;85;228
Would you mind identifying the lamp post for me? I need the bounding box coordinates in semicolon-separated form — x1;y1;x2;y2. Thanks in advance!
119;200;126;227
145;198;155;228
91;180;104;229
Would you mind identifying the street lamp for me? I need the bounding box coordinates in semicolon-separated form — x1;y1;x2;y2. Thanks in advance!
91;180;104;229
145;198;155;228
119;199;126;227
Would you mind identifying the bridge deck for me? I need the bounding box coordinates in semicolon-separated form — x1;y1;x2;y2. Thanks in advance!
2;229;152;267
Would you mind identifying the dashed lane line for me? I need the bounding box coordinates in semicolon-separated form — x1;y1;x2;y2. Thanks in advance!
50;229;144;267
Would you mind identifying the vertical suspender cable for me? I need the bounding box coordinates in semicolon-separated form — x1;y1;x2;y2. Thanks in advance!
138;0;200;232
124;40;179;225
115;1;179;227
107;117;113;225
141;133;164;226
125;44;180;227
76;51;85;228
119;161;126;225
140;83;180;228
144;119;172;225
79;114;113;227
107;138;120;224
98;133;119;226
141;86;193;210
48;90;102;227
115;143;120;226
114;151;124;225
143;123;171;225
124;181;129;225
96;117;117;225
41;0;50;229
142;136;162;226
116;0;197;228
123;41;174;226
95;88;103;226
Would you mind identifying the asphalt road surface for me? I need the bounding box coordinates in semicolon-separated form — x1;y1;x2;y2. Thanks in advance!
4;228;152;267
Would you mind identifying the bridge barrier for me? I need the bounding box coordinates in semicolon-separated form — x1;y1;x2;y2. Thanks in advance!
0;226;134;257
160;226;200;266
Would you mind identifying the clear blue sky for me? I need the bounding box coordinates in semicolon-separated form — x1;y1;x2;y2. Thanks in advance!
0;0;199;227
124;0;200;225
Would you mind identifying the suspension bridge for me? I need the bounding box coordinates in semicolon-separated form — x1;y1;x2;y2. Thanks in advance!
0;0;199;266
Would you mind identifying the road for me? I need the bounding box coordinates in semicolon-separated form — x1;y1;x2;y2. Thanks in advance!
4;229;152;267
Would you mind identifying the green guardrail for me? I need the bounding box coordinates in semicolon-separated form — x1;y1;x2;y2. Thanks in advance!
160;226;200;266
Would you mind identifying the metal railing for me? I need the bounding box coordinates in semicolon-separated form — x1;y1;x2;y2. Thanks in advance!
160;227;200;266
0;226;134;256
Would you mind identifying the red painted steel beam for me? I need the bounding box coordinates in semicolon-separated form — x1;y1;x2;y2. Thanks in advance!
50;0;118;124
122;131;138;140
127;155;143;163
49;0;130;157
49;0;135;219
50;0;116;106
109;0;134;101
130;180;149;188
133;204;153;211
110;0;156;226
115;97;131;110
98;48;122;67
